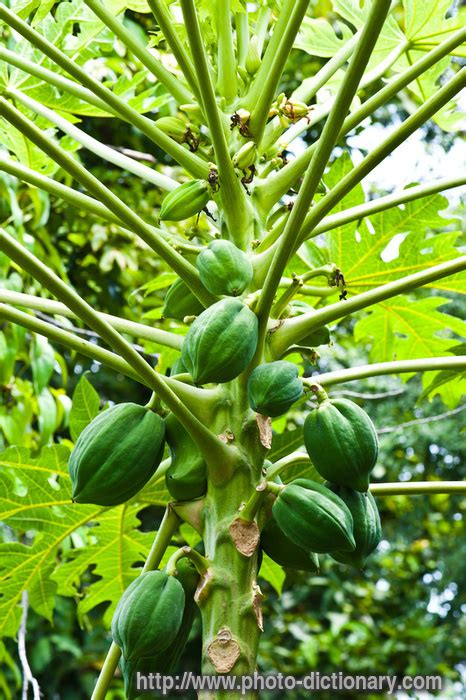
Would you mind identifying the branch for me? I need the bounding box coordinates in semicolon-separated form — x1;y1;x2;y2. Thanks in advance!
83;0;193;104
18;591;41;700
0;230;230;468
180;0;250;247
370;481;466;496
0;5;209;178
270;257;466;356
0;98;214;307
9;89;178;192
0;289;183;349
377;405;465;434
90;507;181;700
254;0;392;349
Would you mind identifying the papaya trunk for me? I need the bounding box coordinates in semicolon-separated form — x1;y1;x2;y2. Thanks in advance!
198;470;262;700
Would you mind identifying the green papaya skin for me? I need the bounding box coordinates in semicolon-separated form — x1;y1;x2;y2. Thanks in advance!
272;478;356;554
68;403;165;507
247;361;303;417
159;179;210;221
261;516;319;572
119;559;200;699
164;413;207;500
328;485;382;568
163;278;205;321
304;397;378;492
181;297;258;384
111;570;185;662
196;239;253;296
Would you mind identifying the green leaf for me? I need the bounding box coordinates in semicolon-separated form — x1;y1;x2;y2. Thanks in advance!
258;553;286;595
69;374;101;442
269;427;304;462
31;334;55;394
37;387;57;446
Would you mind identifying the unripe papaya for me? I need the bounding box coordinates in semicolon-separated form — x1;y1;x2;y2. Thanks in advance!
272;478;356;554
232;142;258;170
156;116;190;142
163;278;204;321
328;485;382;568
181;298;258;384
247;361;303;417
165;413;207;500
261;516;319;572
304;394;378;492
119;559;199;699
111;570;185;662
68;403;165;506
160;179;210;221
196;240;253;296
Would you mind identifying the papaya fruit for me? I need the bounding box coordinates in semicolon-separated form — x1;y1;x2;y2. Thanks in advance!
159;179;210;221
120;558;200;699
181;297;258;384
111;570;185;662
162;278;204;321
261;516;319;572
272;478;356;554
68;403;165;506
304;395;378;492
247;361;303;417
328;485;382;568
196;240;253;297
164;413;207;500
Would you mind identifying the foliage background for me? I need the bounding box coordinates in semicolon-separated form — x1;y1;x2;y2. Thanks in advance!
0;0;465;697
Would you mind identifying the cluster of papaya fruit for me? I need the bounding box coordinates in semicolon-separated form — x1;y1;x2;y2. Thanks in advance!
263;390;382;571
112;560;199;699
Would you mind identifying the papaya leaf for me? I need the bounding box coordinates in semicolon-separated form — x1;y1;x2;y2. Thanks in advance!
269;427;304;462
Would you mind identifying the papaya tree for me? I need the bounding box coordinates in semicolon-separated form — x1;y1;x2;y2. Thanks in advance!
0;0;465;698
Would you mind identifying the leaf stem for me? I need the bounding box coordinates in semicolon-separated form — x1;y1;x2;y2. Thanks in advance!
246;0;311;143
82;0;193;104
0;5;208;178
180;0;250;246
235;10;249;68
0;229;230;467
8;89;178;192
370;482;466;496
217;0;238;102
309;357;466;388
0;98;213;307
270;257;466;356
298;68;466;244
254;0;392;351
90;506;181;700
146;0;201;101
259;27;465;209
0;289;182;348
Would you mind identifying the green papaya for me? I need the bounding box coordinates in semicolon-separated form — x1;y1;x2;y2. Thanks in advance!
160;179;210;221
164;413;207;500
181;298;258;384
272;478;356;554
247;361;303;417
299;326;331;347
304;394;378;492
328;485;382;568
120;559;199;699
196;240;253;297
261;516;319;572
162;278;205;321
111;570;185;662
68;403;165;506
